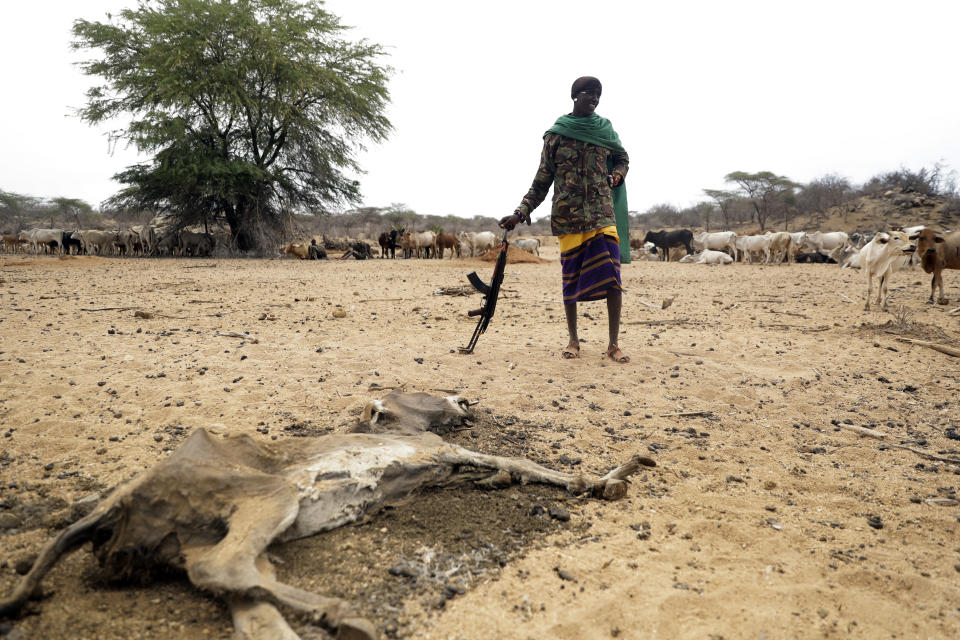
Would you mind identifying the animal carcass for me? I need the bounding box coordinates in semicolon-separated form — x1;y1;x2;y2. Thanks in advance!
0;392;647;640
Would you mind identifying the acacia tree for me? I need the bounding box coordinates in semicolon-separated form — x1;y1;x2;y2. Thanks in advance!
703;189;739;229
72;0;392;251
723;171;799;231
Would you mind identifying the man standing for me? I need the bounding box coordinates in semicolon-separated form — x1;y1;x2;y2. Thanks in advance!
500;76;630;362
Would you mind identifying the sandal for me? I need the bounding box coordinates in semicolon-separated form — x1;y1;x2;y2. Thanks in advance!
562;340;580;359
605;344;630;363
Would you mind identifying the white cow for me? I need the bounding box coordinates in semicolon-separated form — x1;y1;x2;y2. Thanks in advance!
678;250;734;265
514;237;540;255
631;241;659;261
861;231;917;312
765;231;793;264
470;231;496;257
78;229;116;256
132;225;157;255
735;235;770;263
692;231;737;257
21;228;64;254
839;247;861;269
801;231;849;254
401;230;436;258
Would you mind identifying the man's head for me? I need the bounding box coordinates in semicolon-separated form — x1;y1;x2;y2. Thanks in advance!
571;76;601;117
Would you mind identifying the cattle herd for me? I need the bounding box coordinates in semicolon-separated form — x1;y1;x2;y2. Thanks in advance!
2;226;215;257
633;225;960;311
4;223;958;311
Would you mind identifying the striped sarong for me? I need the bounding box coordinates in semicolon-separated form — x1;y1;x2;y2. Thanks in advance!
560;232;623;304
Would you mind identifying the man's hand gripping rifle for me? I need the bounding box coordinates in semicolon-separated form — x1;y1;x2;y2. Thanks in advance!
458;229;510;354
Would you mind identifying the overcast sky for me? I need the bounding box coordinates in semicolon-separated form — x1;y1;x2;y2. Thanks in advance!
2;0;958;222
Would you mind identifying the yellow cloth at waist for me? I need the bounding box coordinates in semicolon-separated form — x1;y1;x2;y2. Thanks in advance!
557;226;619;253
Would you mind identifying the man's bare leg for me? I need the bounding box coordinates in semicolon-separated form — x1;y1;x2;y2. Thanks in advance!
606;290;629;362
563;302;580;358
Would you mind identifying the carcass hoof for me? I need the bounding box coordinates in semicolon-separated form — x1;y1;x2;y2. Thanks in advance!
602;479;627;500
337;616;377;640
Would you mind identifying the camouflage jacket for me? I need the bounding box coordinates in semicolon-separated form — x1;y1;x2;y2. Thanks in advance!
516;133;629;235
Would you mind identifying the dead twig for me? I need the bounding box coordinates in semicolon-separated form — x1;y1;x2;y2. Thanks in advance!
886;444;960;466
895;337;960;358
838;292;855;304
637;297;674;310
183;263;217;269
948;306;960;315
837;424;886;439
359;297;405;303
626;318;688;327
432;286;474;297
770;310;810;319
216;331;259;344
660;410;710;418
80;306;136;312
134;310;187;320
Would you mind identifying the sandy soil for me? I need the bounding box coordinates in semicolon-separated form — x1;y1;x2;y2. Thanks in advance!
1;246;959;639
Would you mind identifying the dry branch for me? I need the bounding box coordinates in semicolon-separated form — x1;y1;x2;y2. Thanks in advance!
80;306;136;312
895;337;960;358
216;331;259;343
837;424;886;439
626;318;688;327
637;297;674;310
886;444;960;466
660;410;711;418
837;292;855;304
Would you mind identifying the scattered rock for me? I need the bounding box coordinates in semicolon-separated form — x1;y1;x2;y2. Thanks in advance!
548;506;571;522
14;555;36;575
554;567;577;582
0;513;22;530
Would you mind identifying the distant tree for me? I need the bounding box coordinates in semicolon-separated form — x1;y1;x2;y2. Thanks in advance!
72;0;392;251
859;163;954;198
724;171;799;231
796;174;854;216
703;189;740;229
0;191;39;231
50;197;94;229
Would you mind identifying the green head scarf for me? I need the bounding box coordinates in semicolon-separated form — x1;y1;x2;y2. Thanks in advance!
546;113;631;263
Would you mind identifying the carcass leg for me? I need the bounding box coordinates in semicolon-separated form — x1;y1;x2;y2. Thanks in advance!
438;446;649;499
185;482;374;639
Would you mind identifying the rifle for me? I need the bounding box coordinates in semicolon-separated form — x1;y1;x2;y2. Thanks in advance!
458;229;510;354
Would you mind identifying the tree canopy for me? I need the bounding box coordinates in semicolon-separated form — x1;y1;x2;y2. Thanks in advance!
72;0;392;251
724;171;799;231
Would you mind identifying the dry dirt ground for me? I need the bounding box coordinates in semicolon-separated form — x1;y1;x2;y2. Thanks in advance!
1;245;959;640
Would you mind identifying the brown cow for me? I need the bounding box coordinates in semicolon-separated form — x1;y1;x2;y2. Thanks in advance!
2;234;26;253
435;232;460;259
910;227;960;304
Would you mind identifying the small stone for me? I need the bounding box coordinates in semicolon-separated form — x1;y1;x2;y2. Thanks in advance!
555;567;577;582
548;506;571;522
154;434;164;442
0;513;22;530
14;555;37;575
